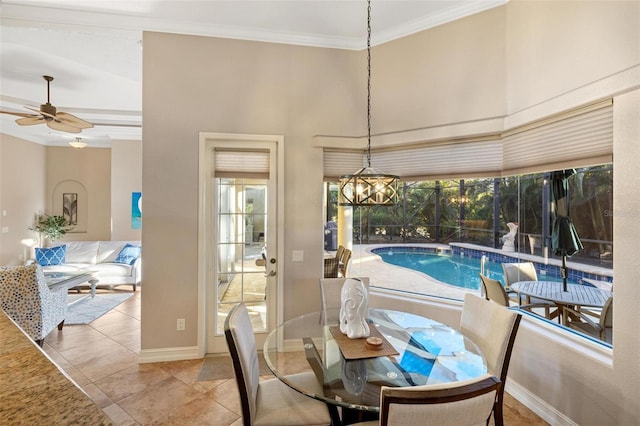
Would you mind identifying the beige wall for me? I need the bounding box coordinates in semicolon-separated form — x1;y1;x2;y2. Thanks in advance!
46;147;111;241
0;138;141;264
111;140;142;241
142;1;639;424
0;134;46;265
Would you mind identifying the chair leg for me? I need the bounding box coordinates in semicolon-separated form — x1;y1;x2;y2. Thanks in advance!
35;338;44;347
493;397;505;426
57;320;65;330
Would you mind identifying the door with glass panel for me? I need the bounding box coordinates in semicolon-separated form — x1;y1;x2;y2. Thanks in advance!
203;136;280;354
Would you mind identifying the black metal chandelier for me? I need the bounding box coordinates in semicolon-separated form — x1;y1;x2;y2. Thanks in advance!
339;0;399;207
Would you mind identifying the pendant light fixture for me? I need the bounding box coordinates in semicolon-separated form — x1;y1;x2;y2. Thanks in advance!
69;137;87;148
339;0;399;206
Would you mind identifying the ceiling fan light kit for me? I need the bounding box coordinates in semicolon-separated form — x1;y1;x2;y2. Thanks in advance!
0;75;94;134
69;137;88;148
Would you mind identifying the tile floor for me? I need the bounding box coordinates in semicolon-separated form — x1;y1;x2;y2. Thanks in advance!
42;288;548;425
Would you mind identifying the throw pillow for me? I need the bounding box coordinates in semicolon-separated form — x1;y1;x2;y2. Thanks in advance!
35;245;67;266
115;243;141;265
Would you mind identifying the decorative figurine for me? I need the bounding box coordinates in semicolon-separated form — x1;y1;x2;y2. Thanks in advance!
339;278;370;339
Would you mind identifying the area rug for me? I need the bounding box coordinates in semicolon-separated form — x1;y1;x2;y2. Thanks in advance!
196;355;270;381
65;292;133;325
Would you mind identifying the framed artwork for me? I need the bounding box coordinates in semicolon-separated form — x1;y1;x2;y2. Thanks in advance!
63;193;78;225
132;192;142;229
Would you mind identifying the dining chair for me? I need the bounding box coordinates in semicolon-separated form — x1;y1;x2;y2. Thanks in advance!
336;245;346;263
349;374;501;426
565;296;613;343
319;277;370;325
501;262;555;319
0;264;68;347
224;303;332;426
460;294;521;426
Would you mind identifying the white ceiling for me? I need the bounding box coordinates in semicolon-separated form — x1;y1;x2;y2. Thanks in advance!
0;0;506;147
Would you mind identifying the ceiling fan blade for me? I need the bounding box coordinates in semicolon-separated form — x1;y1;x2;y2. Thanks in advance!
0;110;37;118
47;120;81;133
16;116;45;126
56;112;94;129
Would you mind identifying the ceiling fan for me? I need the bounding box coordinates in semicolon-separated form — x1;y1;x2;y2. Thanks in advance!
0;75;93;134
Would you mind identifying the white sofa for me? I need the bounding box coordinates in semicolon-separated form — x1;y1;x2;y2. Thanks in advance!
36;241;142;291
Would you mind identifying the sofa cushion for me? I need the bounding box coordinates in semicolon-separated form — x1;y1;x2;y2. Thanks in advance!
35;245;66;266
115;244;141;265
98;241;140;263
65;241;99;264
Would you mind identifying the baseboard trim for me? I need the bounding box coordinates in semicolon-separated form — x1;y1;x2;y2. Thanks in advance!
506;379;577;426
138;346;201;364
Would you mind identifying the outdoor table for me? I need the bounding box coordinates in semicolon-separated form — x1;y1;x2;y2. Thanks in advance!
510;281;612;325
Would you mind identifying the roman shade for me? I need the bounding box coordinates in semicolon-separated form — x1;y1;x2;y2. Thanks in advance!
214;149;270;179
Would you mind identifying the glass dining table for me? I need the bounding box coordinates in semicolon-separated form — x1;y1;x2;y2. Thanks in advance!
263;308;487;420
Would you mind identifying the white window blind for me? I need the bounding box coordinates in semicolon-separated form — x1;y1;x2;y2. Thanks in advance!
502;102;613;176
214;149;270;178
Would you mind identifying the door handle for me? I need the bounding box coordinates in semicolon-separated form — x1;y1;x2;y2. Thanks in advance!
265;270;276;277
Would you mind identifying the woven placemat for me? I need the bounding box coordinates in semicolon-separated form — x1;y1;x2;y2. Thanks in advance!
329;323;399;360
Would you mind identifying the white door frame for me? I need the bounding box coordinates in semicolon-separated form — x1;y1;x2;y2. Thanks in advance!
197;132;284;356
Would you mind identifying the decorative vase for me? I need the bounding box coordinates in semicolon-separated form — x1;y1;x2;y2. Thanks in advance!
339;278;370;339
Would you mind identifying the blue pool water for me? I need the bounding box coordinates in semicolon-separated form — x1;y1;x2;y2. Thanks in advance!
373;247;569;290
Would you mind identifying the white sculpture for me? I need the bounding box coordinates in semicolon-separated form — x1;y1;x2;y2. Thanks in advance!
502;222;518;252
339;278;370;339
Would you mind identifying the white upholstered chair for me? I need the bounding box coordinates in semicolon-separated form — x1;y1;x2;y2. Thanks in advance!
460;294;521;426
224;303;332;426
0;263;67;346
319;277;370;325
350;374;500;426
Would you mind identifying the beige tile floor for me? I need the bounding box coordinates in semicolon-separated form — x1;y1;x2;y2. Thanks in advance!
42;286;548;425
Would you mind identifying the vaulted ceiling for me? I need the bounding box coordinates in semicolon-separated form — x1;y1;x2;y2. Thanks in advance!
0;0;506;147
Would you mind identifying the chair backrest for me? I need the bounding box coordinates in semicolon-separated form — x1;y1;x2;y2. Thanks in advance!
323;257;339;278
601;296;613;331
224;303;259;426
479;273;510;307
501;262;537;288
336;245;345;261
340;249;352;277
0;264;50;339
379;374;501;426
319;277;369;325
460;294;521;392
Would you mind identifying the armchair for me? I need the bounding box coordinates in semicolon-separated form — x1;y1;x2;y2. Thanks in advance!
0;264;67;346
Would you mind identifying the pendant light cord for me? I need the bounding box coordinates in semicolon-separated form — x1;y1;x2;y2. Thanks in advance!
366;0;372;168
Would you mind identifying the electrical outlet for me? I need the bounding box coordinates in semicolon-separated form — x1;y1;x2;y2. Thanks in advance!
177;318;185;331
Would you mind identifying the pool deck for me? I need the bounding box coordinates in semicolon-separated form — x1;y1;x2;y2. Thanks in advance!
343;243;613;299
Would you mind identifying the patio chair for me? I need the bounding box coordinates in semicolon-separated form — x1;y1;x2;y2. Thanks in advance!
350;374;500;426
339;249;352;277
0;263;67;346
479;273;553;316
565;296;613;343
224;303;332;426
460;294;521;426
501;262;556;320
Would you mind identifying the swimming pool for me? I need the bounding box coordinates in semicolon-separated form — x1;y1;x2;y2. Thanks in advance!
372;247;571;290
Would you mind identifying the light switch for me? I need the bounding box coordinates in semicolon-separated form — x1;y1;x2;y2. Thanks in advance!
292;250;304;262
1;227;8;233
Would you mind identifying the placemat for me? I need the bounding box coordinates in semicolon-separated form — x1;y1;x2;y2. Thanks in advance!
329;323;399;360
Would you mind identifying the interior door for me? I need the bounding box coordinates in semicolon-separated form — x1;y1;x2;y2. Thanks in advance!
202;134;281;354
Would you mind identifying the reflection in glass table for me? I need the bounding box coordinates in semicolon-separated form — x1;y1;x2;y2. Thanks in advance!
263;308;487;414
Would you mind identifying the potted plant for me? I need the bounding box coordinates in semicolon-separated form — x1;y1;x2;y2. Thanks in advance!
30;213;73;247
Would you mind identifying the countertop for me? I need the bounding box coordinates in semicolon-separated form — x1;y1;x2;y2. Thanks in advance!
0;310;112;425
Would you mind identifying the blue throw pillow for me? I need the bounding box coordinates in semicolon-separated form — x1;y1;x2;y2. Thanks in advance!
35;245;66;266
115;243;141;265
